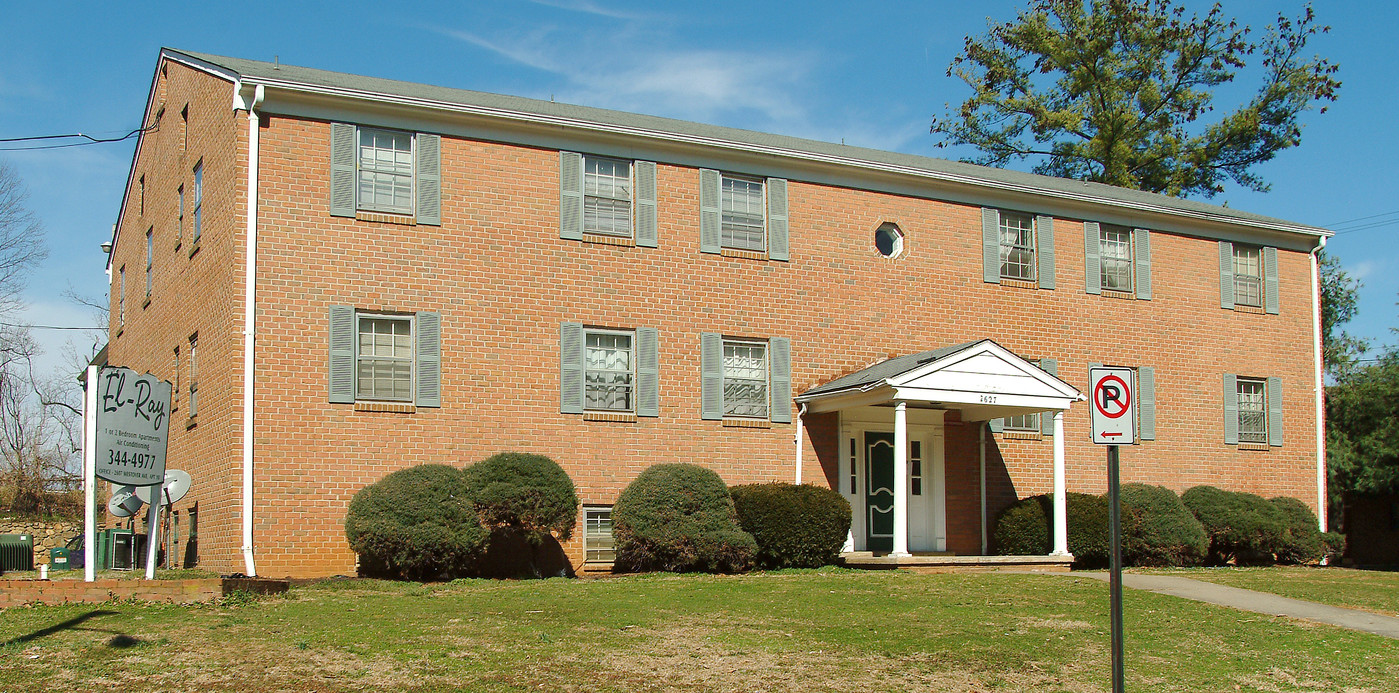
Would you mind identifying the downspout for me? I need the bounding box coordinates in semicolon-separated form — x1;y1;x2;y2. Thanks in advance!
979;421;987;555
240;83;264;576
1310;236;1328;531
794;403;807;484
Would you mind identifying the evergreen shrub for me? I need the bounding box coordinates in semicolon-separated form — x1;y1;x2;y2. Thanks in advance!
730;483;851;569
1270;496;1325;564
1119;484;1207;567
613;464;756;573
991;492;1111;568
1181;486;1287;565
344;464;486;580
464;452;579;540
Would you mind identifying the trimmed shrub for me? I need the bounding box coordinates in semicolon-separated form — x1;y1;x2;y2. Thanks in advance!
1119;484;1207;567
991;493;1110;568
1321;531;1347;563
464;452;579;540
613;464;756;573
344;464;487;580
730;483;851;569
1181;486;1287;565
1271;496;1325;564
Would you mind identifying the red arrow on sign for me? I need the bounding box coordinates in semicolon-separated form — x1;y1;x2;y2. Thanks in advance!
1100;432;1123;438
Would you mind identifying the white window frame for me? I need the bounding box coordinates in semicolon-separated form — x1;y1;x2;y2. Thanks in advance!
583;506;615;563
118;266;125;328
1100;224;1134;292
910;439;924;496
584;328;635;413
191;161;203;244
356;127;415;215
145;227;154;298
1237;377;1268;444
188;333;198;418
720;174;766;252
176;185;184;246
1233;244;1264;308
722;338;769;419
355;313;416;403
583;155;634;238
998;210;1036;281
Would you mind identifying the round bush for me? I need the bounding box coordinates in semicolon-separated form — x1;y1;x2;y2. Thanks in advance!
991;493;1110;568
1120;484;1207;567
613;464;756;573
344;464;487;580
1181;486;1287;565
464;452;579;540
730;483;851;569
1270;496;1325;564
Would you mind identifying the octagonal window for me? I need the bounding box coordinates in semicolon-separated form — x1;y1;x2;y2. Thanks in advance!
875;223;904;258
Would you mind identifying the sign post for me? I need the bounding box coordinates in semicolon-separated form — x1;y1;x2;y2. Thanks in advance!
93;366;172;580
1090;366;1135;693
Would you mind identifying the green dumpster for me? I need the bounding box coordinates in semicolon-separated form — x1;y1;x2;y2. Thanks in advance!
49;546;71;571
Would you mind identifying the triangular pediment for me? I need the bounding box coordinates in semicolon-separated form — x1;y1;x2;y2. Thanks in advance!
888;341;1080;400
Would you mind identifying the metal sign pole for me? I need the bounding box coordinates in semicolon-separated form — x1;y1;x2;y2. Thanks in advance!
83;365;98;582
143;491;162;580
1108;443;1124;693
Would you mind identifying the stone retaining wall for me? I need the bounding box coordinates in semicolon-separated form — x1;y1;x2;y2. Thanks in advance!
0;516;83;568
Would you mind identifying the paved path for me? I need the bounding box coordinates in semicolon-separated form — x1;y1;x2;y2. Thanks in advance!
1078;572;1399;640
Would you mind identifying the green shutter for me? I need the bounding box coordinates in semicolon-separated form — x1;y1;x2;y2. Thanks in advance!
699;169;721;254
415;311;441;407
769;337;792;423
988;418;1004;433
635;160;658;248
1223;373;1238;444
328;305;356;403
1267;376;1283;446
1039;358;1057;435
701;332;723;419
1036;215;1055;289
1134;228;1152;300
982;208;1000;283
1137;366;1156;440
559;152;584;240
766;178;789;261
1083;221;1101;295
1264;246;1280;314
636;327;659;417
1219;241;1234;309
415;133;441;226
560;322;584;414
329;123;356;217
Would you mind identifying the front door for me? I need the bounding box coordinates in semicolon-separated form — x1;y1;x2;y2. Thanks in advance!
864;432;895;552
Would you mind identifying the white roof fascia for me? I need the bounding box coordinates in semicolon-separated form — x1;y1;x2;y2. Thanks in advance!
886;341;1083;399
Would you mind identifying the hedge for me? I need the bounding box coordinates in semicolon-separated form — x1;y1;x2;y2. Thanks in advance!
1181;486;1287;565
1270;496;1325;565
1120;484;1207;567
464;452;579;541
991;492;1110;568
613;464;756;573
344;464;487;580
730;483;851;569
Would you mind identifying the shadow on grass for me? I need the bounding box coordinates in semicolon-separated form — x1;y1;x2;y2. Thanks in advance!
1;610;127;648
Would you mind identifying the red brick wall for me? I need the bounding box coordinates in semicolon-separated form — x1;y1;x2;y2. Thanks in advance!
0;579;221;608
110;76;1322;577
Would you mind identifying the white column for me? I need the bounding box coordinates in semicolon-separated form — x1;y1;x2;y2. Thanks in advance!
82;365;98;582
892;401;910;557
1051;410;1069;556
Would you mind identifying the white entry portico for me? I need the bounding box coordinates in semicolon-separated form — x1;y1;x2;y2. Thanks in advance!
798;340;1084;559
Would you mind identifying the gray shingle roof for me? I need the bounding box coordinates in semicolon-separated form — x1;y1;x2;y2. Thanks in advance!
165;48;1326;237
801;340;986;397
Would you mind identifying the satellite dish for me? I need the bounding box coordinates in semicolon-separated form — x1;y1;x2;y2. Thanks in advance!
135;469;192;506
108;485;144;518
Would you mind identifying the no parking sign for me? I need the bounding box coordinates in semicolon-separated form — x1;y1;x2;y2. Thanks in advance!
1090;367;1136;445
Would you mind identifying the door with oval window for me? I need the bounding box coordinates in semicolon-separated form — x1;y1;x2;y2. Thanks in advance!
864;432;895;552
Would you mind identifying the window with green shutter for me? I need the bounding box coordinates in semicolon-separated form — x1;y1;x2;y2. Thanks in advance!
327;307;442;408
329;123;442;225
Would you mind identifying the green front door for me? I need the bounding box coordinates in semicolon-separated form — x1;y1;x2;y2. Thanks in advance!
865;432;895;553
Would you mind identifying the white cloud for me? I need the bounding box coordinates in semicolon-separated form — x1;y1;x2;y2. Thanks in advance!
522;0;658;21
1349;260;1378;281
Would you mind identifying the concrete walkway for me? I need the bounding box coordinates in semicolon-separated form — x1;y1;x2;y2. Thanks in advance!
1078;572;1399;640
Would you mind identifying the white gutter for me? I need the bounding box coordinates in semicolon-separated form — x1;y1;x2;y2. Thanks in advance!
794;403;807;484
979;422;988;555
238;83;264;576
1311;236;1328;531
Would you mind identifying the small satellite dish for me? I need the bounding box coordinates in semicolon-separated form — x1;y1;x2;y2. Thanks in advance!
135;469;192;506
108;485;144;518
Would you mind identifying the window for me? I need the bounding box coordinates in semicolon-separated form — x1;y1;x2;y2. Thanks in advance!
188;333;198;418
172;346;180;411
357;128;414;214
357;315;414;401
1233;245;1263;308
721;174;765;252
176;186;184;246
910;440;923;496
1237;378;1267;443
584;507;615;563
145;228;154;298
848;438;857;494
118;266;125;328
1100;225;1133;292
875;222;904;258
180;105;188;154
191;161;203;245
138;175;145;216
583;156;632;237
1004;412;1039;432
585;329;633;412
723;339;768;418
999;211;1035;281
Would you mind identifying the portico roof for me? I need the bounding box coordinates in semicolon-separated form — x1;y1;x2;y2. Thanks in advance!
797;339;1083;420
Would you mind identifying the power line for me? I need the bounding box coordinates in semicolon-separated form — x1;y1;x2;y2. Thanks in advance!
0;322;104;331
0;125;154;152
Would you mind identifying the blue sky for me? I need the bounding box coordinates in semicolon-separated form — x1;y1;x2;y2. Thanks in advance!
3;1;1396;377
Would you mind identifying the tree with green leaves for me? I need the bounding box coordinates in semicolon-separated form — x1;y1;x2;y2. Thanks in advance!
1319;252;1366;376
933;1;1340;198
1327;351;1399;509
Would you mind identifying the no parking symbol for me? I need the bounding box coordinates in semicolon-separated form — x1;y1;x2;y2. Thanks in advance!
1090;367;1136;445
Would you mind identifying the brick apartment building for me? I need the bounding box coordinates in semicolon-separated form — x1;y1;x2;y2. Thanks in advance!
102;49;1330;578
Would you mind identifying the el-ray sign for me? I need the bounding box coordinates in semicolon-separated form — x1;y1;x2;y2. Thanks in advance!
94;366;172;486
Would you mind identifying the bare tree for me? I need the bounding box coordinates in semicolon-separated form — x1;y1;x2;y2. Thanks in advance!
0;160;47;321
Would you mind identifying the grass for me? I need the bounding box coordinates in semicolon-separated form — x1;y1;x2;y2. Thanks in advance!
1142;566;1399;617
1;568;1395;692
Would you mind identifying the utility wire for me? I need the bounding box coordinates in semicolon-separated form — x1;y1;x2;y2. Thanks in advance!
0;321;104;331
0;125;154;152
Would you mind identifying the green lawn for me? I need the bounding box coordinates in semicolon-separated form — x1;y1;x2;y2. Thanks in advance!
1143;566;1399;617
1;569;1395;692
